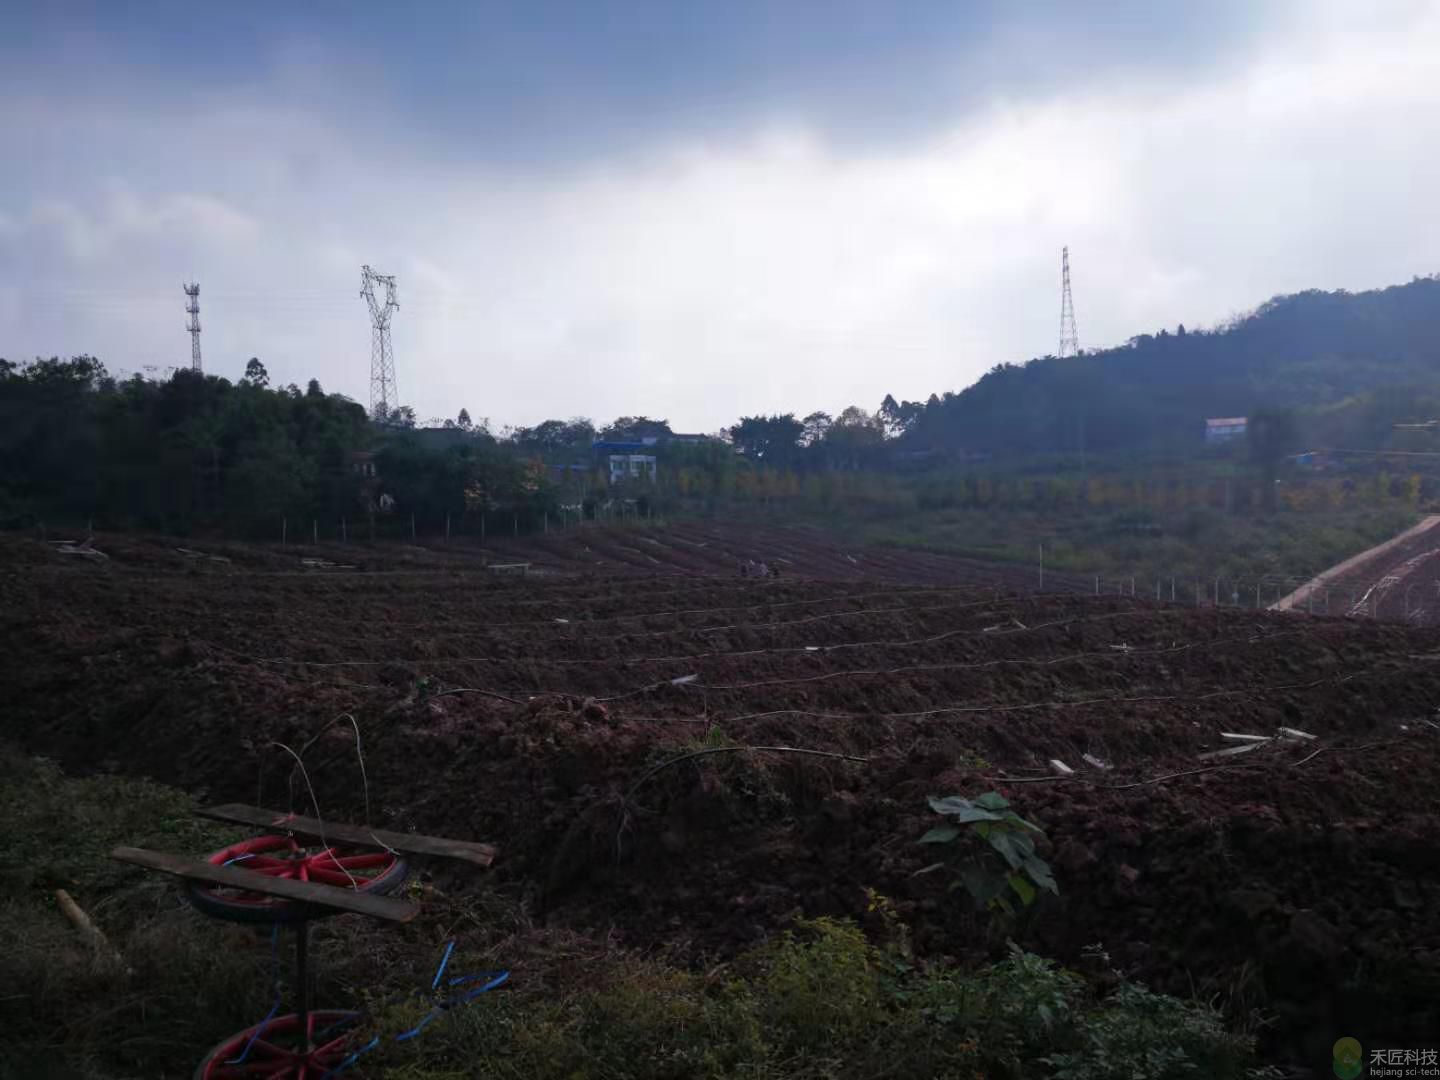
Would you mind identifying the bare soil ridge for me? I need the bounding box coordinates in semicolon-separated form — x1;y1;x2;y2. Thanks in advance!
2;527;1436;1063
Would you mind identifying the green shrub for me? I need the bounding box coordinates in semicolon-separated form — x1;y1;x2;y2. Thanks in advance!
753;917;883;1060
1042;982;1255;1080
921;792;1059;914
0;751;1260;1080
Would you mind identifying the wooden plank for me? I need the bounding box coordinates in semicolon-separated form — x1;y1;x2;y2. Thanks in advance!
110;846;419;922
195;804;497;867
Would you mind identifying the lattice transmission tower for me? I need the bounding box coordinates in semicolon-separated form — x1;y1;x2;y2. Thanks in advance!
360;265;400;421
1058;246;1080;359
183;282;202;372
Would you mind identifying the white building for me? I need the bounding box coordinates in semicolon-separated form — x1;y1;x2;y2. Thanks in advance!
608;454;657;484
1205;417;1247;444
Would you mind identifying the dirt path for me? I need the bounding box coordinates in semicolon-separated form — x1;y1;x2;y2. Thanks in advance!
1272;514;1440;620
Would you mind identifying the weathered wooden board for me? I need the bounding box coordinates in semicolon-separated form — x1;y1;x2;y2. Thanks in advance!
195;804;498;867
110;846;419;922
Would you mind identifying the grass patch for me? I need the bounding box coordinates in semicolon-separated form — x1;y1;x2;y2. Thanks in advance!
378;920;1262;1080
0;750;1268;1079
863;504;1415;583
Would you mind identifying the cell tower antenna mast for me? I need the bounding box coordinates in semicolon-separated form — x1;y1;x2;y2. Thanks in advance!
183;282;202;372
360;265;400;421
1059;246;1080;359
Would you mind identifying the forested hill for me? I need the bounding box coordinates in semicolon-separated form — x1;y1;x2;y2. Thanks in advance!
903;275;1440;456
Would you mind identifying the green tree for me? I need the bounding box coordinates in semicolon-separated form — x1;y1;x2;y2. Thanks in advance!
602;416;671;441
1247;407;1298;512
801;411;833;447
879;394;923;438
821;406;886;470
729;414;805;467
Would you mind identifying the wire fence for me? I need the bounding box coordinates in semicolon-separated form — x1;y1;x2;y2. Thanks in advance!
1041;569;1435;623
31;510;1437;626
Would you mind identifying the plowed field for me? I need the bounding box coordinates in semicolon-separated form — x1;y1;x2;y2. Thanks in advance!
3;528;1437;1064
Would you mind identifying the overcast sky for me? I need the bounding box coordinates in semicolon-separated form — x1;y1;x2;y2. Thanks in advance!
2;1;1438;431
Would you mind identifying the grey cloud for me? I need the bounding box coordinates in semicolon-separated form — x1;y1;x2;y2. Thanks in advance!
2;2;1438;430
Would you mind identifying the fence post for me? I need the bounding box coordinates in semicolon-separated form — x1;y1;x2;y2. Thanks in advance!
1155;580;1160;601
1094;575;1099;596
312;519;317;545
1214;577;1220;606
411;513;416;540
342;518;347;543
513;513;518;537
1255;582;1260;608
1171;577;1176;602
282;517;287;546
446;512;451;542
545;512;549;535
481;515;486;545
1038;544;1043;591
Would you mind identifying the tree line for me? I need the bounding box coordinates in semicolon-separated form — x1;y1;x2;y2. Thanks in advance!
0;357;554;537
7;275;1440;536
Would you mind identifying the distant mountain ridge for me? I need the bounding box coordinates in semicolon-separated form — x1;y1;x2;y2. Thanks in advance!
904;274;1440;456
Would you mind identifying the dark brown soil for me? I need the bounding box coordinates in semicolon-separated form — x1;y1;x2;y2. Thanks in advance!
2;527;1436;1065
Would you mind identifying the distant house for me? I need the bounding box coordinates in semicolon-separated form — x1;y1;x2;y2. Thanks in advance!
592;439;659;485
1205;417;1248;444
666;432;714;446
607;454;657;484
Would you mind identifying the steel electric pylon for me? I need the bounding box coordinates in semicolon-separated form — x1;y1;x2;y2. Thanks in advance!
183;283;202;372
360;265;400;421
1059;247;1080;359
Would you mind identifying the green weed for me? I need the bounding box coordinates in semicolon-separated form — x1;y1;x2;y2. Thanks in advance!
0;751;1261;1080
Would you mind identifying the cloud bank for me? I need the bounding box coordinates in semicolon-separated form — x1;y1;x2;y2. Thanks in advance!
1;1;1437;430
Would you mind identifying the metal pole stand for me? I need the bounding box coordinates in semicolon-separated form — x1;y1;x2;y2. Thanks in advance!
295;919;311;1055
